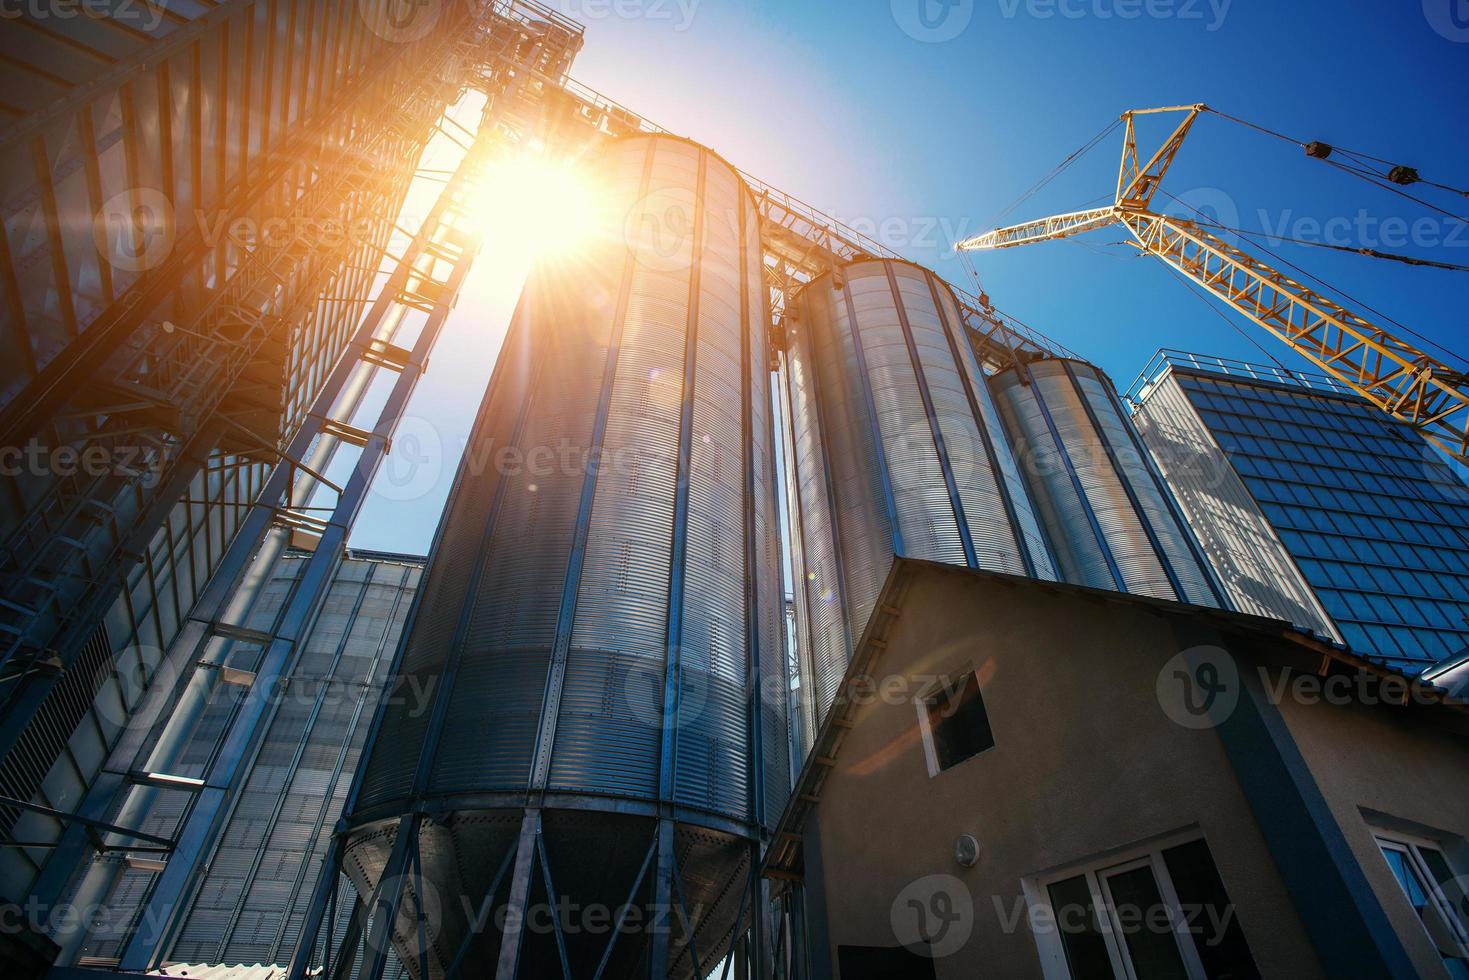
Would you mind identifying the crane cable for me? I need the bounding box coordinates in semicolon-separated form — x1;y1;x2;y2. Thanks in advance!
1156;189;1469;372
1318;158;1469;225
1204;107;1469;221
1154;191;1469;274
989;118;1122;227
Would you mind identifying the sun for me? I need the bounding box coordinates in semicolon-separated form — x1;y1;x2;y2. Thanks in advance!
470;153;605;259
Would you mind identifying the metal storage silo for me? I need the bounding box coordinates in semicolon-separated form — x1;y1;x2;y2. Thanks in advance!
784;259;1058;722
989;357;1223;606
329;133;787;980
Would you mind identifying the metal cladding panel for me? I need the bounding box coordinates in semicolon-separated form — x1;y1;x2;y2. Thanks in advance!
353;135;784;828
949;318;1059;582
1133;372;1344;637
162;555;418;967
993;365;1116;590
788;260;1048;721
846;271;965;564
990;359;1219;606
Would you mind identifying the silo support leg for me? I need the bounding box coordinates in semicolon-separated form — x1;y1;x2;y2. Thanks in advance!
536;827;573;979
669;847;703;979
717;865;754;980
495;808;542;980
752;857;770;980
330;894;370;980
649;817;677;979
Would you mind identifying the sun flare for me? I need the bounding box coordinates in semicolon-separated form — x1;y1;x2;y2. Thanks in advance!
471;153;606;260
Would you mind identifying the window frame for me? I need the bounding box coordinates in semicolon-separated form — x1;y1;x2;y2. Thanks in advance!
1373;830;1469;965
1023;830;1232;980
913;666;994;778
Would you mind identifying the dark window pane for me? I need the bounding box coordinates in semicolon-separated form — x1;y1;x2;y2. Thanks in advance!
1382;846;1432;908
927;672;994;772
1105;866;1188;980
1381;844;1469;980
1420;847;1469;936
836;944;937;979
1048;875;1113;980
1163;838;1261;979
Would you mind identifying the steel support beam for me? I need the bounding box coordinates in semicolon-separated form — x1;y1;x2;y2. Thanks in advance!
113;123;494;971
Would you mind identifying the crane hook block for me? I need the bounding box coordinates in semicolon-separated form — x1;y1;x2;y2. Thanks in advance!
1388;165;1420;186
1305;141;1333;160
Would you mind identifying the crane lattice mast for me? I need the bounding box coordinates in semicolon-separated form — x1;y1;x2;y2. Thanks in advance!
956;104;1469;465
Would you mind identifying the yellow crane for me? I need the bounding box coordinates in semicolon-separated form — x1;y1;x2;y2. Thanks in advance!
955;104;1469;465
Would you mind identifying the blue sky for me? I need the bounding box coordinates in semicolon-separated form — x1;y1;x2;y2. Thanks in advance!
349;0;1469;553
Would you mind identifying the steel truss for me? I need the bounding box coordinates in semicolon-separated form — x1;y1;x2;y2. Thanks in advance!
290;804;804;980
38;103;511;974
0;0;584;910
0;0;476;826
956;105;1469;464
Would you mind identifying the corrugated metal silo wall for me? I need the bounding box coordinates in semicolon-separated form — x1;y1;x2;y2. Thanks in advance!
343;133;786;979
989;358;1222;606
785;259;1057;722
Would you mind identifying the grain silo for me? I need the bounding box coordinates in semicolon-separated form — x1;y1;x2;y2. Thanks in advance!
784;259;1058;722
989;357;1223;606
334;133;788;979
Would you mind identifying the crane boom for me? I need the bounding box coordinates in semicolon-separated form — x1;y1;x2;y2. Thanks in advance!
961;206;1117;250
956;106;1469;465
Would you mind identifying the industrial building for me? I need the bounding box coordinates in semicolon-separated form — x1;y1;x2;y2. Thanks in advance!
762;557;1469;979
0;2;1466;980
1129;350;1469;674
783;260;1223;730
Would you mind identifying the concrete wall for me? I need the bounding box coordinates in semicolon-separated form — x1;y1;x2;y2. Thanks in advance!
808;566;1324;978
1279;677;1469;978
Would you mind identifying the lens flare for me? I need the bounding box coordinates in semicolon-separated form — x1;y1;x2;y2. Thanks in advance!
470;154;604;259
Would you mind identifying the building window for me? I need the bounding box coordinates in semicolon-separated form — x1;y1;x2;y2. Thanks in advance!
1028;834;1259;980
917;669;994;775
1375;834;1469;979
